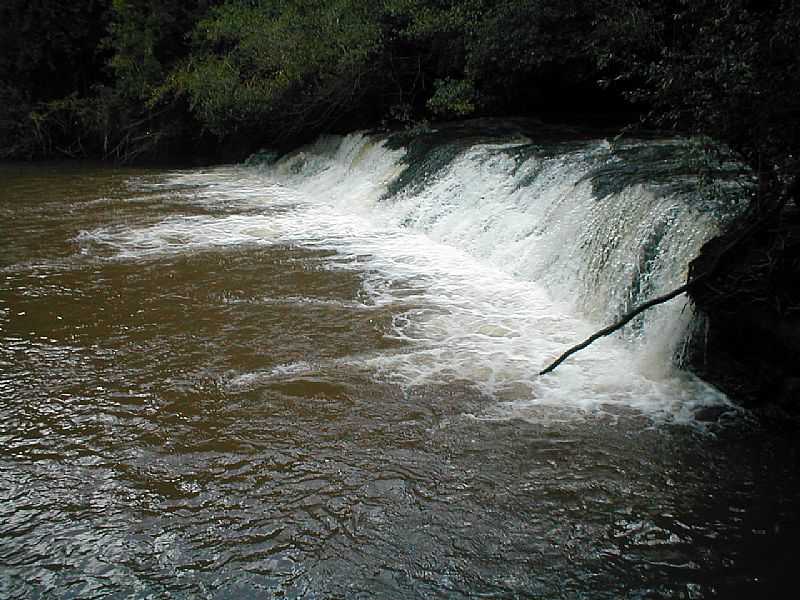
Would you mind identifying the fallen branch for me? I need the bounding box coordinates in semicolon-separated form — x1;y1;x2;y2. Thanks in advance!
539;283;691;375
539;193;787;376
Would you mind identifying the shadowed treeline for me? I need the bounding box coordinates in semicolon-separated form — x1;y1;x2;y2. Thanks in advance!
1;1;798;186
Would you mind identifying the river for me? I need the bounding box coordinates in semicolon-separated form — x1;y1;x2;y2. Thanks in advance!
1;131;798;598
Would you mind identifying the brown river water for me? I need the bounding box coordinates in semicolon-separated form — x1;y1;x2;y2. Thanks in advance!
0;156;798;599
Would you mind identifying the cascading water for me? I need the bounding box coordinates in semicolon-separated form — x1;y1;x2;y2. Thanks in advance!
229;126;746;421
72;125;747;421
5;130;796;600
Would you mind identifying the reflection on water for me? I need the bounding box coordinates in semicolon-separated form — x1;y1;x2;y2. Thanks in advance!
0;162;797;599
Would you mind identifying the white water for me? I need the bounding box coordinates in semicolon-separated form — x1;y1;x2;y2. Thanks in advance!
79;132;746;423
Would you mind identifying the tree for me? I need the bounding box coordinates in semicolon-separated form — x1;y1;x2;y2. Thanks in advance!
0;0;111;157
594;0;800;195
164;0;387;147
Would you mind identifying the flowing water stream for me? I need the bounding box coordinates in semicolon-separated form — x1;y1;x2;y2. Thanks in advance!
1;129;798;598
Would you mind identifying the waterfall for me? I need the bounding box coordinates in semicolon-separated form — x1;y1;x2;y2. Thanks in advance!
79;124;746;421
252;126;747;420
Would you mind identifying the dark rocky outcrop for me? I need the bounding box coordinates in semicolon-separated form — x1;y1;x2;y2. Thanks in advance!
689;203;800;418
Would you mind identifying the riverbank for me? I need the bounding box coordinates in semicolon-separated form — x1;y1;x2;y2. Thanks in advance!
688;204;800;421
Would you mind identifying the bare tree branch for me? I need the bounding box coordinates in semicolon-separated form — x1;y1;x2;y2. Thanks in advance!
539;197;785;376
539;283;691;375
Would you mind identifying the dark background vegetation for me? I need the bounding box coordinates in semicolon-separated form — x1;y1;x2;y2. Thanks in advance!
2;0;798;183
2;0;799;406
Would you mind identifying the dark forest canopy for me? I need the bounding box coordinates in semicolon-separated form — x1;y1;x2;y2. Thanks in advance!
1;0;798;191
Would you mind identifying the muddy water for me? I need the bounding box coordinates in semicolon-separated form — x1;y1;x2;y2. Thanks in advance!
0;162;798;599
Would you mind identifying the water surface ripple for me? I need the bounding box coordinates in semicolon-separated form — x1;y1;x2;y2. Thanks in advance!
0;161;797;599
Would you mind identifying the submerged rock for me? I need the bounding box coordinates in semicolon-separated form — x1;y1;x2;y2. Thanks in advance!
693;405;733;423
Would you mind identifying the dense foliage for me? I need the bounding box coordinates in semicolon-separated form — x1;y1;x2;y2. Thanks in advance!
595;0;800;202
1;0;798;195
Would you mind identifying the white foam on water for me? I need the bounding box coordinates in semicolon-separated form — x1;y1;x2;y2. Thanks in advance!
76;213;281;259
74;168;305;259
225;361;316;391
258;133;737;422
87;132;742;423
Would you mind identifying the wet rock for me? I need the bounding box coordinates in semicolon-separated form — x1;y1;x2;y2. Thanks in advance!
688;205;800;419
693;406;730;423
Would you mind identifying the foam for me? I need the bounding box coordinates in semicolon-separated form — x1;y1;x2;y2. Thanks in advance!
83;132;743;423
